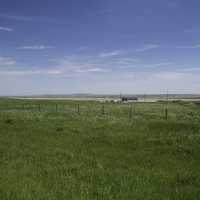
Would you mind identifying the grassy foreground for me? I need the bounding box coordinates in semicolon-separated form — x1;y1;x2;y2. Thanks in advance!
0;98;200;199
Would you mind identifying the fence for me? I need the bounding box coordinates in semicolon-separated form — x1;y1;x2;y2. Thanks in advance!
0;101;198;121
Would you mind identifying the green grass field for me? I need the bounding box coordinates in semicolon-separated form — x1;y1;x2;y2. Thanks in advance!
0;98;200;200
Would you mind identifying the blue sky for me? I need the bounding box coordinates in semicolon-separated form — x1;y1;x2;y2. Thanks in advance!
0;0;200;95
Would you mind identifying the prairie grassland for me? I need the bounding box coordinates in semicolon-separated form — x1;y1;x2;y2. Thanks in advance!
0;98;200;200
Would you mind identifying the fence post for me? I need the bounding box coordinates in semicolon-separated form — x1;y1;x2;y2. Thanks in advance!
165;108;168;120
56;104;58;112
129;105;132;119
102;104;105;115
77;104;80;115
38;104;41;112
22;104;25;111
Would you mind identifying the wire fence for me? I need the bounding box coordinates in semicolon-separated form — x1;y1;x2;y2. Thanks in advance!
0;101;199;121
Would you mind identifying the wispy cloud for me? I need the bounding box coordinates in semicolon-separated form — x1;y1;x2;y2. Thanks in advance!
0;57;16;65
49;52;172;75
48;54;116;75
117;58;139;66
145;62;172;68
153;62;172;67
0;69;62;76
17;45;55;50
55;57;108;73
75;68;110;73
154;72;185;79
176;44;200;49
79;46;90;51
0;26;13;32
0;14;34;22
182;67;200;72
135;44;160;52
0;14;72;25
99;50;121;58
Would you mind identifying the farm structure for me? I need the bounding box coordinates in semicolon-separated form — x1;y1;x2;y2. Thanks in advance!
121;96;138;102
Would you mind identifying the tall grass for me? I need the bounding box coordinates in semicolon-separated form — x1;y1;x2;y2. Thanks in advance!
0;98;200;199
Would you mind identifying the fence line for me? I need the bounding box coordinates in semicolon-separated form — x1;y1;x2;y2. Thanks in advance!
0;103;197;121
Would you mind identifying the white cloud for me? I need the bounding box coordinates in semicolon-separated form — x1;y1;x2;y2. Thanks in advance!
54;55;111;73
0;14;71;25
49;53;172;76
135;44;160;52
0;70;41;76
0;57;16;65
17;45;55;50
117;58;139;65
182;67;200;72
46;70;62;74
0;26;13;32
154;72;185;79
99;50;121;58
75;68;110;73
0;69;62;76
153;62;172;67
176;44;200;49
143;62;172;68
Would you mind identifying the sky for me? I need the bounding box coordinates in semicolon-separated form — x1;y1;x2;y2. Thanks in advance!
0;0;200;95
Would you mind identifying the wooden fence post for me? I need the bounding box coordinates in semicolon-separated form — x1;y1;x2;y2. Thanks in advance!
129;105;132;119
102;104;105;115
165;108;168;120
77;104;80;115
56;104;58;112
38;104;41;112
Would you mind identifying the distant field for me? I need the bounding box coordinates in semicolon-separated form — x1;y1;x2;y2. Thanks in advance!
11;94;200;103
0;98;200;199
